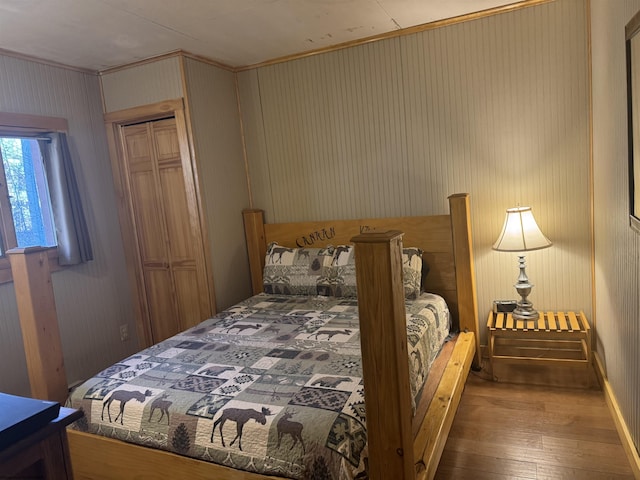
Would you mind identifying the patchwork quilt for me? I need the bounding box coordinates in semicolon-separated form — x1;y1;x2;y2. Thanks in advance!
68;293;450;479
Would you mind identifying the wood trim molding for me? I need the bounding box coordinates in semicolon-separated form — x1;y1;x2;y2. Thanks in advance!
586;0;597;340
593;351;640;479
173;107;217;318
178;56;218;315
180;50;235;73
0;112;67;284
0;47;97;75
236;0;551;72
99;50;185;76
103;99;184;124
99;50;234;76
0;112;68;132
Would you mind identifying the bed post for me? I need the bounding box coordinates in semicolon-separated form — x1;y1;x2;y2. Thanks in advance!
242;209;267;295
352;231;415;480
7;247;68;404
448;194;481;368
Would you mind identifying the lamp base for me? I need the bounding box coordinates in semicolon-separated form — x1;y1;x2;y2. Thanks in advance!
512;254;539;321
513;303;539;321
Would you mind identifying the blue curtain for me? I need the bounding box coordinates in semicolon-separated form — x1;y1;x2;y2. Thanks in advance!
38;132;93;265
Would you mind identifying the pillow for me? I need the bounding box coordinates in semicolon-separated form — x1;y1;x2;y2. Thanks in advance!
320;245;358;298
263;242;335;295
320;245;423;299
402;247;423;300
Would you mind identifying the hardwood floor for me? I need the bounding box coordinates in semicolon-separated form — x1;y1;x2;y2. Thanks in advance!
435;371;635;479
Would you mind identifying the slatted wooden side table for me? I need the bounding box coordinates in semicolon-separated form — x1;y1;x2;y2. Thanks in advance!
487;310;591;375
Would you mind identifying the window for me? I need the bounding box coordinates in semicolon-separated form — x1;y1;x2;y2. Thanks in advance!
0;137;57;254
0;112;92;282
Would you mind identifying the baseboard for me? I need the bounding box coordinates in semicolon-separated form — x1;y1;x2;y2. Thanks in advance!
593;351;640;479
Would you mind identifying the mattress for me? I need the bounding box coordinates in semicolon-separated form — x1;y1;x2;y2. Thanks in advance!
68;292;450;479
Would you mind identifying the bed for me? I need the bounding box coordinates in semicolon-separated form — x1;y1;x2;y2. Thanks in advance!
10;193;480;480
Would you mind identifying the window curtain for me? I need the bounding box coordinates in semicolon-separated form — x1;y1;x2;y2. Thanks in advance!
38;132;93;265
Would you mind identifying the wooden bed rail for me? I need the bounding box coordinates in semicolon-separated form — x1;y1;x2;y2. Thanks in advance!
7;247;68;404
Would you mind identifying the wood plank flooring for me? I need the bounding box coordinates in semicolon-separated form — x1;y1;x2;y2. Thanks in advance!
435;372;635;479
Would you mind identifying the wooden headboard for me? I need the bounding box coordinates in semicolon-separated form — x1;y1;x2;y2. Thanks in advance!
243;193;479;361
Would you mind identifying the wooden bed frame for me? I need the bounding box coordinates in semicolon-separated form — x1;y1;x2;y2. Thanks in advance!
9;193;479;480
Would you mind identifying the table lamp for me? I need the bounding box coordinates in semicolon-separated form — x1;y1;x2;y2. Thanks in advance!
492;206;552;321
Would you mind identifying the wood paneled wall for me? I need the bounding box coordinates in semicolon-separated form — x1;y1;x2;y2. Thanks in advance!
182;57;252;310
0;54;136;395
591;0;640;456
237;0;591;346
101;56;183;113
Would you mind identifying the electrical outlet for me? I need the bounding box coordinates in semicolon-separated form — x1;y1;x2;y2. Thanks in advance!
119;324;129;342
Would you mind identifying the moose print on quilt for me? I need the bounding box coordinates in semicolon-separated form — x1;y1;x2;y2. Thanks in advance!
68;293;450;480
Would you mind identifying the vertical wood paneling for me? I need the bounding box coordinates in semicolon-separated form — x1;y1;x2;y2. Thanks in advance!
101;57;183;113
592;0;640;454
237;69;272;212
0;54;137;395
182;57;251;310
0;274;26;395
252;37;407;222
238;0;591;348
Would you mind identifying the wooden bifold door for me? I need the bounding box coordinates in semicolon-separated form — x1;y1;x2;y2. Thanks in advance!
117;115;213;346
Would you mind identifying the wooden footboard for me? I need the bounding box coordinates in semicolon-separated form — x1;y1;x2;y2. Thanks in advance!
352;229;476;479
352;230;415;478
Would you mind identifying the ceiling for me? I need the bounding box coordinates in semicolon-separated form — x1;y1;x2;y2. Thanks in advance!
0;0;524;72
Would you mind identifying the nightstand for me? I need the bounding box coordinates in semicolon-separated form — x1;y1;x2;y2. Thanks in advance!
487;310;592;377
0;405;83;479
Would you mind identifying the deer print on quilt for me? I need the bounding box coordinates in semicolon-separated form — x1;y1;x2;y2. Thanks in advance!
68;293;450;480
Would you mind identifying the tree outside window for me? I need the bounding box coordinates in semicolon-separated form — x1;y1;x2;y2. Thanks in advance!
0;137;57;255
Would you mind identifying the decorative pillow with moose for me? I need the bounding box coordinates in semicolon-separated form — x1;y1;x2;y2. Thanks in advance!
402;247;424;300
316;244;359;298
321;245;424;299
263;242;335;295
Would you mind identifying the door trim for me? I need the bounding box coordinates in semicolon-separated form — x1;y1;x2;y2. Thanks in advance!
104;99;216;348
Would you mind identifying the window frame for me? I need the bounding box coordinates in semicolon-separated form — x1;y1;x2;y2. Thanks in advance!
0;112;68;284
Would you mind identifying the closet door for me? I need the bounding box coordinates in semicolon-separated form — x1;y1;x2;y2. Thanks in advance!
122;117;211;344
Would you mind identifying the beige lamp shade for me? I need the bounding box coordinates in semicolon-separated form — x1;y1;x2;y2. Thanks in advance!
493;206;552;252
